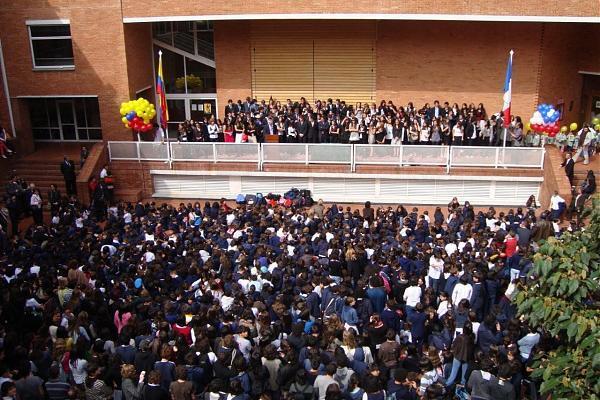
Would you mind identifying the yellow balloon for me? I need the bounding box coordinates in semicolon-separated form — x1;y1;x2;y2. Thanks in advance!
591;117;600;125
525;122;531;131
121;116;128;123
560;126;568;133
595;124;600;131
569;122;578;132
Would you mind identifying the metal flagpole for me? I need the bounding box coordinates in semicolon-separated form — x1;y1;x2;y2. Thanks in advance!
501;50;514;169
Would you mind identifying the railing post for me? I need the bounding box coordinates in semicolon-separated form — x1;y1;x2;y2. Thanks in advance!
494;147;500;169
212;143;217;164
351;144;355;172
446;146;450;174
540;148;546;170
305;144;309;166
108;142;112;162
257;144;262;171
136;142;141;162
398;144;403;168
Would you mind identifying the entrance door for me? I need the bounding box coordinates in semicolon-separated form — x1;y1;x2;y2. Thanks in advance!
57;99;77;140
165;97;218;139
190;99;216;121
581;73;600;123
166;99;186;139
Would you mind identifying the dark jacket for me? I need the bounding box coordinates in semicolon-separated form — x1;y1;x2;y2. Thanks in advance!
477;324;502;354
60;160;76;180
134;351;157;375
452;333;475;362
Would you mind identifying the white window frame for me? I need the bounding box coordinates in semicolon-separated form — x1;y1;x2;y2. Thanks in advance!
26;96;103;142
26;20;74;70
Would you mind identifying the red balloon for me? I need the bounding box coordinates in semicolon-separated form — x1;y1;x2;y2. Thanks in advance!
132;116;141;124
548;131;557;138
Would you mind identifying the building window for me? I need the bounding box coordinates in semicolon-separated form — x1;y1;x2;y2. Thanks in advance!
28;97;102;141
27;22;74;69
153;21;214;60
155;46;216;94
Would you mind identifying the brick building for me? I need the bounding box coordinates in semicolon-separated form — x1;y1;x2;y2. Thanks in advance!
0;1;599;152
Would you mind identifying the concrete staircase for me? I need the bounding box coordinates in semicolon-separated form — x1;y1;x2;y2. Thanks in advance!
0;158;80;197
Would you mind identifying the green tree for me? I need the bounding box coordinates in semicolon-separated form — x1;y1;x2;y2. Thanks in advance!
515;198;600;399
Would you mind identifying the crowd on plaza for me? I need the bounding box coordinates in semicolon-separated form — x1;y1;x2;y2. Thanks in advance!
0;155;597;400
166;97;598;155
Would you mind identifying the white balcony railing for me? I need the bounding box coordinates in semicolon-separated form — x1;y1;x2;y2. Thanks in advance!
108;141;545;172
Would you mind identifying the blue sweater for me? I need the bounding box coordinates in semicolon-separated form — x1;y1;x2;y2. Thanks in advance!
341;305;358;326
367;287;387;314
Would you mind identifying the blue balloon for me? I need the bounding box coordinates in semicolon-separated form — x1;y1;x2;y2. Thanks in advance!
537;105;544;112
134;278;143;289
126;112;136;121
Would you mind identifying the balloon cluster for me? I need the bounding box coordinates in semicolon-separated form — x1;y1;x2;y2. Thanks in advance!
592;117;600;132
529;103;561;137
119;98;156;132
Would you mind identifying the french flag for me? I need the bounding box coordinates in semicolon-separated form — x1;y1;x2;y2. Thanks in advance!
502;50;514;128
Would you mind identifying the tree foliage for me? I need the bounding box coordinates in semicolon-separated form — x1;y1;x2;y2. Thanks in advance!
515;198;600;399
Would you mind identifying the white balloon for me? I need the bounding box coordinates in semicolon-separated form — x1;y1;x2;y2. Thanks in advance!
531;111;544;125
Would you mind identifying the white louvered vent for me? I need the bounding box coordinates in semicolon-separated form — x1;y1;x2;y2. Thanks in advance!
152;173;539;206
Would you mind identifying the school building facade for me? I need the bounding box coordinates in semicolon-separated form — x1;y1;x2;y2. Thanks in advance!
0;0;599;152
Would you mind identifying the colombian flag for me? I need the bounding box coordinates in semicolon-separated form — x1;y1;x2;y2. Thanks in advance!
156;50;169;130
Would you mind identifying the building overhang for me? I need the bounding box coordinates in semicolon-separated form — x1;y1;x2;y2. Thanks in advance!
123;13;600;24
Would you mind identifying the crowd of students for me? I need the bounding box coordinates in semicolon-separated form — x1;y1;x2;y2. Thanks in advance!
168;98;535;147
1;180;591;400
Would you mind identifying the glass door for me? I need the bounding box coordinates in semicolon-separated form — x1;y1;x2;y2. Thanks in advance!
56;99;77;140
190;99;216;121
166;99;186;139
165;97;217;139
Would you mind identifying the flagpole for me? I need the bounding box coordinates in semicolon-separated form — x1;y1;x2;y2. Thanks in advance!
502;49;515;152
157;50;172;168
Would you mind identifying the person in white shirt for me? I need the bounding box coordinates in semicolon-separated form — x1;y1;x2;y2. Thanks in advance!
436;292;451;319
143;250;155;264
154;124;165;142
549;191;566;220
403;278;422;309
517;326;540;361
451;275;473;306
207;119;219;142
30;189;43;225
99;165;108;179
235;326;253;360
427;251;444;293
452;123;464;145
445;241;458;256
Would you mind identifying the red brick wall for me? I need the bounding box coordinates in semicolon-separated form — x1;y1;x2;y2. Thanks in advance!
0;64;9;134
578;25;600;73
0;0;132;144
214;21;252;117
124;23;154;100
121;0;599;18
377;21;542;121
539;145;571;208
537;24;584;125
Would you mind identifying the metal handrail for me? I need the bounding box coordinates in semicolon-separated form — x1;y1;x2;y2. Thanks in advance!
107;141;545;171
